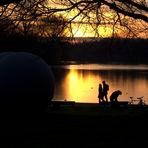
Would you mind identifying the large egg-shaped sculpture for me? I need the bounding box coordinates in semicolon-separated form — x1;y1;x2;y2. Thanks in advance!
0;52;55;113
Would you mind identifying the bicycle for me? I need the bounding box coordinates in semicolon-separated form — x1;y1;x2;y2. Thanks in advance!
137;96;146;105
128;96;146;105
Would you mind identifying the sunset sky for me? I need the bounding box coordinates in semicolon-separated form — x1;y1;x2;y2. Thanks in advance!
47;1;117;37
2;0;147;38
46;0;148;38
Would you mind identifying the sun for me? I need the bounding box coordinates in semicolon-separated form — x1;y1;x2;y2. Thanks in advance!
72;26;87;37
71;24;114;38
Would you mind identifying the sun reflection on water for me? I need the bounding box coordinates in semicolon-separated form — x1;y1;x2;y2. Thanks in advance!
65;69;102;103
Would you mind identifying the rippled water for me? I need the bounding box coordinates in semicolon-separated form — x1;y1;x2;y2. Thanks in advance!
51;64;148;104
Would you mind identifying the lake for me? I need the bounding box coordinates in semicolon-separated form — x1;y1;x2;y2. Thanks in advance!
51;64;148;104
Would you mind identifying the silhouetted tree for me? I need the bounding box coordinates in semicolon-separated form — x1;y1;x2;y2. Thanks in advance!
0;0;21;5
50;0;148;38
0;0;147;38
0;0;68;39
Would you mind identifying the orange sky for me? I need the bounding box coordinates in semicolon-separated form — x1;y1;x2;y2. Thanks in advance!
47;1;148;38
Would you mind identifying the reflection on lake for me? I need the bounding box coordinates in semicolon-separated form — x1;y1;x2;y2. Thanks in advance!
52;64;148;104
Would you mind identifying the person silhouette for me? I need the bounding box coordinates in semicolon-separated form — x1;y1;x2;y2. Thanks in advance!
110;90;122;107
102;81;109;102
98;83;104;103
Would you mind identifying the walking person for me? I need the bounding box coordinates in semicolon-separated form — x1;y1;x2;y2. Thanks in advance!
98;83;104;103
102;80;109;102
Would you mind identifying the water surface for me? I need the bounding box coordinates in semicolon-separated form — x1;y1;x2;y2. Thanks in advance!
52;64;148;104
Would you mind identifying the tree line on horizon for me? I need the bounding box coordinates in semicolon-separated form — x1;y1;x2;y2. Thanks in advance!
62;38;148;64
0;0;147;64
0;24;148;64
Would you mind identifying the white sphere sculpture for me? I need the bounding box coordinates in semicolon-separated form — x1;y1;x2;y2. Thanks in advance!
0;52;55;113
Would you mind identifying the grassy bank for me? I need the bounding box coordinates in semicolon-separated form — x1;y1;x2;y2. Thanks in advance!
0;103;148;147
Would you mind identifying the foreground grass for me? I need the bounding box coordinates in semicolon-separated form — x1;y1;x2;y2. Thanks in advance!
0;103;148;148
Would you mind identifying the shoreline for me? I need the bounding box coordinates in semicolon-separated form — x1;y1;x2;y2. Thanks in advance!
50;100;147;107
49;100;148;118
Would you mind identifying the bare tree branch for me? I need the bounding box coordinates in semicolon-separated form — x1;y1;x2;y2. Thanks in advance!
0;0;22;5
0;0;147;38
102;0;148;22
